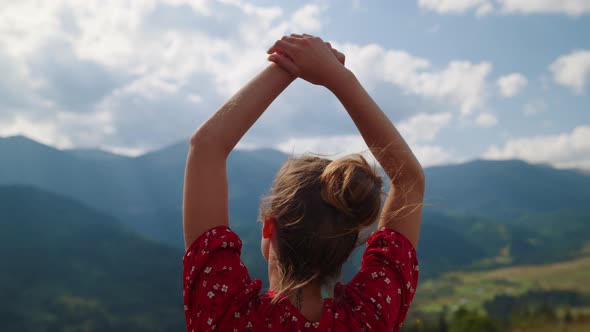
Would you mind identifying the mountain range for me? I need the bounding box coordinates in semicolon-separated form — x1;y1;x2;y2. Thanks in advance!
1;135;589;281
2;135;590;331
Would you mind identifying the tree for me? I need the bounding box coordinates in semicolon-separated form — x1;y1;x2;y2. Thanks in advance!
449;307;499;332
437;310;448;332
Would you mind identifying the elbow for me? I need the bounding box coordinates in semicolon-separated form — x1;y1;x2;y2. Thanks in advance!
188;130;228;159
414;161;425;183
188;131;203;148
188;130;211;155
389;162;425;193
410;158;426;190
415;166;426;194
189;125;218;149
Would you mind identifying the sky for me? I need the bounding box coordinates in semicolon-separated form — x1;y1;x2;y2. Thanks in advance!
1;0;589;169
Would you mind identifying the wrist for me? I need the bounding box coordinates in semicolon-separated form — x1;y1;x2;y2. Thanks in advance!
326;67;356;95
267;62;297;82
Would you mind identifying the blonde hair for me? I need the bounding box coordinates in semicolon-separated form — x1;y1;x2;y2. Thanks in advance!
259;153;383;302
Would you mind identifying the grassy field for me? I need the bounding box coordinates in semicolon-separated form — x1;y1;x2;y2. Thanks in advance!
507;323;589;332
413;255;590;313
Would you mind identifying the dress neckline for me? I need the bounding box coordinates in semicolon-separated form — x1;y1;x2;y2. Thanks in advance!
266;289;335;327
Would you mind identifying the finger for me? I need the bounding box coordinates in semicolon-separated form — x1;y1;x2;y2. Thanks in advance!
334;53;344;65
326;47;342;64
339;52;346;65
268;53;299;76
267;40;298;55
330;48;340;59
290;33;304;38
281;35;299;43
302;33;322;42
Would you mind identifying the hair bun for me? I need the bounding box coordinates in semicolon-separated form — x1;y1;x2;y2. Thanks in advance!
320;154;383;228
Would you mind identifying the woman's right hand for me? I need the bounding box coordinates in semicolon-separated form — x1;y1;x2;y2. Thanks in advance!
267;34;347;89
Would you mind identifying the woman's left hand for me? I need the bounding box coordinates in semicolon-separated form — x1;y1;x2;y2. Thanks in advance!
267;34;347;88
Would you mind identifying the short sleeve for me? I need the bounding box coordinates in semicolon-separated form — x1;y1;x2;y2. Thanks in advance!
343;227;419;331
182;225;261;331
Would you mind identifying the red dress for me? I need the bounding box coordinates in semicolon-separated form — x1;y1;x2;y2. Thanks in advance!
183;225;419;331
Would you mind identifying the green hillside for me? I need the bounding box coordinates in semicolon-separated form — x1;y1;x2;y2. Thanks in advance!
414;254;590;313
423;209;590;267
402;255;590;332
0;185;184;331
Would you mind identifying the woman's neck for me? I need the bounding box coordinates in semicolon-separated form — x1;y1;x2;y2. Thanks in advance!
287;284;324;321
268;266;324;321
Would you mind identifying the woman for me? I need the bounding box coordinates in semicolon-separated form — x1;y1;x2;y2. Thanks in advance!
182;33;424;331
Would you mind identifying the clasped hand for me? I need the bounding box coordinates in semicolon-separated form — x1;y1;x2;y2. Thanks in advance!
267;33;347;89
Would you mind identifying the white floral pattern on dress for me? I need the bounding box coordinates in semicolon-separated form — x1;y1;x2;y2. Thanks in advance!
182;225;419;331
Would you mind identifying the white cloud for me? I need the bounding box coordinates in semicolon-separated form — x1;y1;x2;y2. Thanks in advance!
484;125;590;169
219;0;283;21
409;61;492;115
523;99;548;116
0;110;114;149
0;0;328;152
0;0;502;158
419;0;590;16
496;73;528;97
119;75;180;100
277;134;370;158
550;50;590;94
398;112;453;141
290;4;322;31
418;0;494;15
274;107;455;166
337;43;492;115
101;145;147;157
0;51;50;110
497;0;590;16
1;0;315;98
276;134;453;167
187;94;203;104
274;111;455;167
0;1;65;58
0;114;72;149
475;112;498;127
411;144;454;166
5;0;559;166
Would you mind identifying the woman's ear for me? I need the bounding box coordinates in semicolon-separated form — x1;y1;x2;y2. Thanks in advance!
262;217;276;239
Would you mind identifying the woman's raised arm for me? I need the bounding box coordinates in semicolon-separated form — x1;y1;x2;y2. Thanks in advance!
328;69;424;248
268;34;424;248
183;63;295;249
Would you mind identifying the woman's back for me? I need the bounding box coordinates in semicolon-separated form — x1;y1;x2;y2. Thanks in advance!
183;225;419;331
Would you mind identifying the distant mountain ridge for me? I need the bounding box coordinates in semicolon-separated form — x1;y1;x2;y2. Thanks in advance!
2;135;589;281
425;159;590;218
66;148;131;161
3;135;589;227
0;136;290;246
